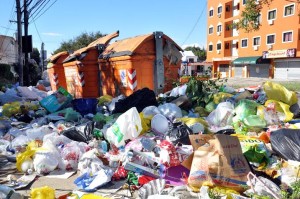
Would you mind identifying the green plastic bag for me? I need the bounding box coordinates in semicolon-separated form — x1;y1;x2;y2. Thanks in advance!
233;99;259;123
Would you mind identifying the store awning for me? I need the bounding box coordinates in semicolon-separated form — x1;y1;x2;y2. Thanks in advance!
233;56;270;65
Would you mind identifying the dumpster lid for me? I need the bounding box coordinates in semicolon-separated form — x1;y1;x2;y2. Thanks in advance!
48;51;69;63
99;32;183;59
64;31;120;63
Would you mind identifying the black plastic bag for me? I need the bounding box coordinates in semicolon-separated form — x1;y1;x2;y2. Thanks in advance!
112;87;158;113
270;129;300;161
167;121;193;145
62;121;94;143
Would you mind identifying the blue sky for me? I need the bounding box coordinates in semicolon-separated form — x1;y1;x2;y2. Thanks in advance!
0;0;207;58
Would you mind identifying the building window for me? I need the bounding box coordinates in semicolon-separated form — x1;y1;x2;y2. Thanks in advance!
217;25;222;32
188;58;194;63
209;27;213;34
241;39;248;47
226;25;230;31
217;43;222;50
254;13;262;26
242;0;247;5
283;31;293;42
209;9;214;17
267;35;275;44
284;4;294;16
208;44;213;51
218;6;222;14
268;9;276;20
253;37;261;46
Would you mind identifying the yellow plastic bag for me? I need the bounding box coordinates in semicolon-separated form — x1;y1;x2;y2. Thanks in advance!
265;100;293;122
177;117;211;133
2;102;21;117
31;186;55;199
98;95;113;106
263;81;298;106
213;92;233;104
139;112;152;135
16;141;41;172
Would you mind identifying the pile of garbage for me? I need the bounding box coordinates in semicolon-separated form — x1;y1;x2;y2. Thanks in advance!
0;79;300;199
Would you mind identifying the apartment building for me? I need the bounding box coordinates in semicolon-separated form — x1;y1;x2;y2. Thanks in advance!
0;35;18;65
207;0;300;79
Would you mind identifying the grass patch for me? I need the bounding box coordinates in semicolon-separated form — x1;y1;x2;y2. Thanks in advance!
275;82;300;92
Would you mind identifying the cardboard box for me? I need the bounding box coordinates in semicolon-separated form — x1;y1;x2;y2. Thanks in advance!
188;134;251;191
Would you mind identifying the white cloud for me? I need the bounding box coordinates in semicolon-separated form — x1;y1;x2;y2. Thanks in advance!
182;43;206;50
42;32;63;36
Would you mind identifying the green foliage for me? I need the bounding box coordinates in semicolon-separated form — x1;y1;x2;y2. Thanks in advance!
235;0;273;32
0;64;14;79
281;180;300;199
185;76;227;108
184;46;206;61
53;31;105;54
208;189;223;199
30;48;41;65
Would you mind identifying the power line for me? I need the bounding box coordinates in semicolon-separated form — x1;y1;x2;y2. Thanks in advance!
0;26;16;31
181;1;207;46
29;0;49;19
33;20;43;43
30;0;57;23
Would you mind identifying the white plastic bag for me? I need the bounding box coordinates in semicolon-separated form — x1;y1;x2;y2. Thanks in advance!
33;140;63;174
61;141;88;170
43;132;72;147
104;107;142;147
206;102;234;127
26;125;52;141
158;103;182;120
142;106;161;118
78;148;105;174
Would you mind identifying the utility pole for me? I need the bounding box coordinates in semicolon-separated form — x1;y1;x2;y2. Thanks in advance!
16;0;23;86
23;0;29;86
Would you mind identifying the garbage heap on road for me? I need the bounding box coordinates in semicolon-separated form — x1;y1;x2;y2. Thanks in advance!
0;78;300;199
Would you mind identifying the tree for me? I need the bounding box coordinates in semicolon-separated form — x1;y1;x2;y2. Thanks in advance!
30;48;41;65
235;0;300;32
184;46;207;61
53;31;105;54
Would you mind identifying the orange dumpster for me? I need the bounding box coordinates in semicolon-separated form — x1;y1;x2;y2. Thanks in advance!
98;31;183;96
62;31;119;98
47;51;69;91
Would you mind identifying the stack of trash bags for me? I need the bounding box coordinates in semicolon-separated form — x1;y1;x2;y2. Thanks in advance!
0;81;300;199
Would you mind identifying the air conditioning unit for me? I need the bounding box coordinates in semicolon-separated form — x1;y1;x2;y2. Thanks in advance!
217;32;221;36
253;46;258;51
267;44;273;50
268;20;274;25
218;13;221;18
217;50;220;54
